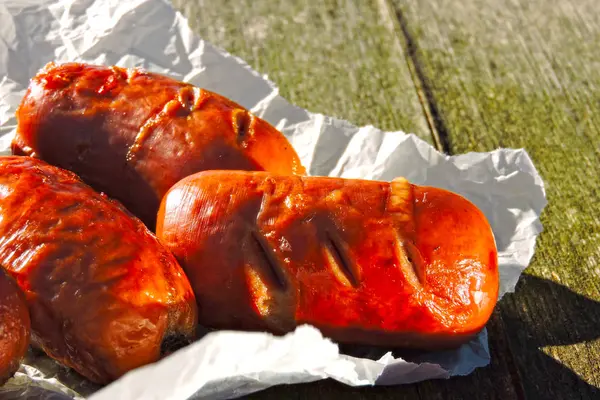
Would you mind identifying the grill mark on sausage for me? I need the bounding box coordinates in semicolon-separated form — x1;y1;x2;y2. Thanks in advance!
127;86;203;161
250;231;287;291
191;88;209;112
386;178;423;288
126;107;166;162
386;178;414;223
177;86;195;115
234;110;252;144
393;236;424;289
96;72;122;96
323;230;360;288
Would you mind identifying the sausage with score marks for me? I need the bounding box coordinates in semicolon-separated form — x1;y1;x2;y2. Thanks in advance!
156;171;499;349
13;63;305;229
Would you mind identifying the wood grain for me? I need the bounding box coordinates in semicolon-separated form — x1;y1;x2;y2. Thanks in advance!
170;0;431;140
392;0;600;397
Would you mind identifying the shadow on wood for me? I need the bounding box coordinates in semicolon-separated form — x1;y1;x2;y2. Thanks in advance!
246;275;600;400
500;274;600;399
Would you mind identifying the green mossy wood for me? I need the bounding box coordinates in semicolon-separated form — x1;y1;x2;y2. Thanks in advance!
173;0;430;139
172;0;600;398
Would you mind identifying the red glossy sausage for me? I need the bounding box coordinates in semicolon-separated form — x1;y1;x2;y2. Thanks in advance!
156;171;499;349
0;269;30;385
0;156;197;384
13;62;306;229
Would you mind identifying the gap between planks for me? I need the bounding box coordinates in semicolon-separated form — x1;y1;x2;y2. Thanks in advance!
376;0;451;154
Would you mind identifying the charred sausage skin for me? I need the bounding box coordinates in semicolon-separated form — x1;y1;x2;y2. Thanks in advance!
0;269;30;385
157;171;499;349
13;62;305;229
0;156;197;384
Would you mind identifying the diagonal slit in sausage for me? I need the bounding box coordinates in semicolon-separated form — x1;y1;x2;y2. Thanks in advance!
323;229;360;288
249;230;288;291
393;237;424;290
234;110;252;144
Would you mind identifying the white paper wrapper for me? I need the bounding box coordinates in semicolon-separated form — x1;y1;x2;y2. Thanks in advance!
0;0;547;399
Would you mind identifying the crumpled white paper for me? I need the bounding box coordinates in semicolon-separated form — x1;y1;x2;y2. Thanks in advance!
0;0;547;399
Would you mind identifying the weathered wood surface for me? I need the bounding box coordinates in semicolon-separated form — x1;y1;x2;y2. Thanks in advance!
172;0;431;140
171;0;600;398
393;0;600;398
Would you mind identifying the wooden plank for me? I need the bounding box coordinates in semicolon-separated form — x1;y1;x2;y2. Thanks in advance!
171;0;431;140
391;0;600;398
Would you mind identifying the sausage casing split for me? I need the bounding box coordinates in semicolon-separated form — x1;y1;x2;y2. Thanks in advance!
0;269;30;385
0;156;197;384
13;62;306;229
157;171;499;349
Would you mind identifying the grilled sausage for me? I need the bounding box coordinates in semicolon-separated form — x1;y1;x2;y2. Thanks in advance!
0;269;30;385
156;171;498;349
0;156;197;384
13;62;306;229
